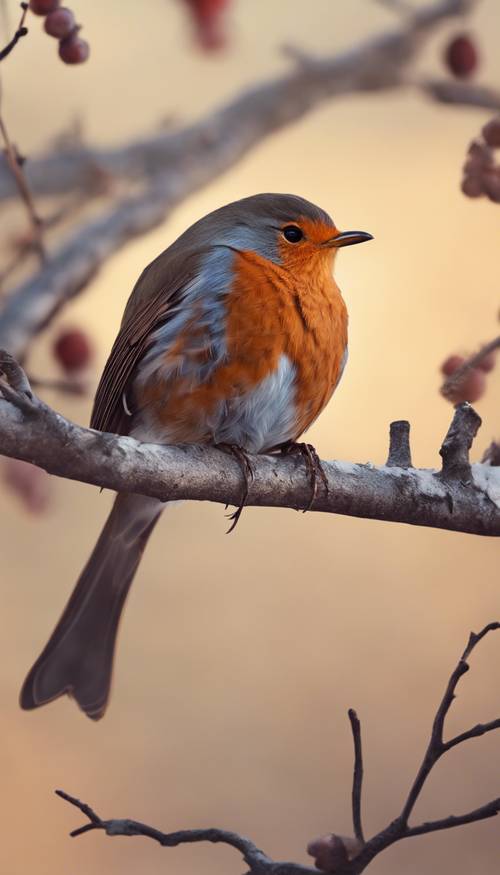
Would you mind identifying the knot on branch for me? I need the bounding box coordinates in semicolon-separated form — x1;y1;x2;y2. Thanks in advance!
386;420;412;468
439;403;481;482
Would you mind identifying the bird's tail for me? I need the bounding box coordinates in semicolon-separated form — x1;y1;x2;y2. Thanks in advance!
20;492;163;720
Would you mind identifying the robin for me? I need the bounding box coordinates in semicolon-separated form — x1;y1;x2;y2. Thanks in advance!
20;193;372;719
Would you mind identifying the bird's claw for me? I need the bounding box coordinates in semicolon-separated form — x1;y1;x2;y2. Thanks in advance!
280;441;328;511
216;443;255;533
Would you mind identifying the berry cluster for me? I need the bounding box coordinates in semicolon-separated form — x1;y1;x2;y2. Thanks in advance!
441;349;497;405
29;0;89;64
462;117;500;203
444;34;478;79
181;0;230;51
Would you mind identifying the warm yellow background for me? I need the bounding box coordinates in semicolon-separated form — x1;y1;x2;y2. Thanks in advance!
0;1;499;873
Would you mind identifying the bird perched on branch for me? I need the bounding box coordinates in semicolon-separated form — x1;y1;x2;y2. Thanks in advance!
20;193;372;719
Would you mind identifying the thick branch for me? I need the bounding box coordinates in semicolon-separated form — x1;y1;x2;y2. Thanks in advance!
0;356;498;536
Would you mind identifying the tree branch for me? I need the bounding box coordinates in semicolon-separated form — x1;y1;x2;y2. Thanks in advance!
57;622;500;875
0;0;482;357
0;0;477;202
421;79;500;111
0;353;498;536
0;1;28;63
348;710;365;845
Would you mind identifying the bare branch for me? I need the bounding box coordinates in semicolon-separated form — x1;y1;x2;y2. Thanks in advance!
0;184;170;356
399;622;500;828
0;1;27;63
483;441;500;465
386;420;412;468
58;622;500;875
421;79;500;111
439;402;482;481
0;0;481;356
348;710;365;845
0;356;498;536
0;0;477;201
404;798;500;837
55;789;275;872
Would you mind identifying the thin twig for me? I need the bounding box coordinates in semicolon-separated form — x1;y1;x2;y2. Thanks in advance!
0;2;27;63
0;108;46;263
0;191;90;290
57;623;500;875
348;710;365;845
399;622;500;828
55;790;274;870
0;6;46;265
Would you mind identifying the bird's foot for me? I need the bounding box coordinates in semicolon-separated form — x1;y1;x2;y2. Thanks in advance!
216;443;255;533
280;441;328;511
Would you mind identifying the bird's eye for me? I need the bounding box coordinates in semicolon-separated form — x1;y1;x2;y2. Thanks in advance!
282;225;303;243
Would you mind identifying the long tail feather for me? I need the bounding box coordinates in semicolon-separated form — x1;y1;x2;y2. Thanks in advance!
20;493;163;720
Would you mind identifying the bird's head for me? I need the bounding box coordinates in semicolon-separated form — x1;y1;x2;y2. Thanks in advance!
185;193;373;270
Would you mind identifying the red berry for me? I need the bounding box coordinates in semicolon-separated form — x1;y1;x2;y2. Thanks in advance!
53;328;92;372
44;7;75;38
448;368;486;404
445;35;478;79
461;174;483;198
482;117;500;148
58;34;90;64
482;169;500;203
441;354;465;377
477;349;497;373
3;458;51;514
183;0;230;50
29;0;60;15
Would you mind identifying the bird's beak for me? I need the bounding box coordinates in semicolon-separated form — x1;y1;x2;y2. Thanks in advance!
324;230;373;248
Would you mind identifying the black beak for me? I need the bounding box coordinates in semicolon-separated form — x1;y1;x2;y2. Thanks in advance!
325;230;373;248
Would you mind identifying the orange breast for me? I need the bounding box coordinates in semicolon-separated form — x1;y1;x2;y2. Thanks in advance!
226;249;348;439
139;248;347;445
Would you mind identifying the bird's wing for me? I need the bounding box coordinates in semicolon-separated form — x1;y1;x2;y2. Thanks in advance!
90;246;202;436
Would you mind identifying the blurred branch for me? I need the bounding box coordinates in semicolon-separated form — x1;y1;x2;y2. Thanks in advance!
0;2;45;266
0;352;499;536
441;335;500;400
0;184;170;356
0;1;27;63
421;79;500;111
0;0;482;357
57;623;500;875
0;0;479;200
0;0;482;356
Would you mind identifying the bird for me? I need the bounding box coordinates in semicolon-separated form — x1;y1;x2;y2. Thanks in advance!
20;193;372;720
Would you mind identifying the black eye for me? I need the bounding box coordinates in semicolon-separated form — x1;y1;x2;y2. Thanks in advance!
283;225;303;243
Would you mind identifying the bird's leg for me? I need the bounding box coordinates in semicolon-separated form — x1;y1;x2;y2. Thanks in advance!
216;443;255;533
280;441;329;512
